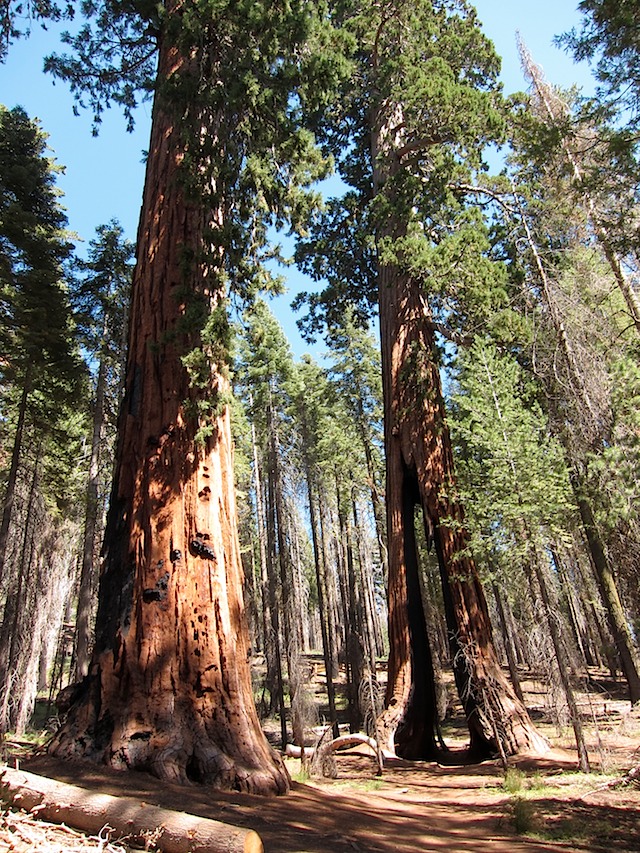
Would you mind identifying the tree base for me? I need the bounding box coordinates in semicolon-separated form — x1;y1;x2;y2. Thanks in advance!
49;674;290;796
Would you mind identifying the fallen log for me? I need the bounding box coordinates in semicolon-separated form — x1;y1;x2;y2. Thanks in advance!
0;766;263;853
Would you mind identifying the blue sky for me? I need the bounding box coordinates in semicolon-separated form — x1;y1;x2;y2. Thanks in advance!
0;2;594;355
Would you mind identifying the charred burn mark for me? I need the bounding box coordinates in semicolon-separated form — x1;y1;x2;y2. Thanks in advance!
147;425;174;451
142;588;163;603
190;538;216;560
93;710;115;751
142;572;169;604
130;730;152;741
170;536;182;564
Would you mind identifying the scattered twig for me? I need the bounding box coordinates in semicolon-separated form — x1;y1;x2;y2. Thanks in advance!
576;763;640;801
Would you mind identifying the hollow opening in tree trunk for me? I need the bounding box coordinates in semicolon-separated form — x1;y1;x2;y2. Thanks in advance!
394;461;441;760
431;521;495;761
185;753;204;784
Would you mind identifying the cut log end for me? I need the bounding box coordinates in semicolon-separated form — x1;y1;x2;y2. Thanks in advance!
244;830;264;853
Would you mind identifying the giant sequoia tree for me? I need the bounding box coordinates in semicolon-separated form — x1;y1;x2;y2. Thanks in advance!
298;0;548;759
46;0;343;793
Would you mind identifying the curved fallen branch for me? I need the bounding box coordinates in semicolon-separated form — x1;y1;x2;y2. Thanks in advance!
577;762;640;801
285;733;395;761
0;766;263;853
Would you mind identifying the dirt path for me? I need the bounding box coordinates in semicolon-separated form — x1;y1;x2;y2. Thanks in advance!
14;749;637;853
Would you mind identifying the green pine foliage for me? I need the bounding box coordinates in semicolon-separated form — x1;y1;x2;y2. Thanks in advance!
73;220;133;364
449;337;575;572
559;0;640;130
0;0;75;63
295;0;511;349
0;104;85;509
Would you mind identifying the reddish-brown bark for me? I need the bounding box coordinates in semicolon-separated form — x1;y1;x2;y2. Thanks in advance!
49;33;289;795
371;100;548;761
378;263;549;761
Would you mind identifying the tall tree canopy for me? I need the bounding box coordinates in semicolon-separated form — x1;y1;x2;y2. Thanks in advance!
296;0;548;760
560;0;640;129
0;103;82;586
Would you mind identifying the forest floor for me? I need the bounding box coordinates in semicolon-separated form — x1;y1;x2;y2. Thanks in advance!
1;660;639;852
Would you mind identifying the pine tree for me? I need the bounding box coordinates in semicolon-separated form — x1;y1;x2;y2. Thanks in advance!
236;298;308;749
0;0;73;62
72;221;134;680
450;338;591;769
560;0;640;133
0;105;85;731
504;84;640;704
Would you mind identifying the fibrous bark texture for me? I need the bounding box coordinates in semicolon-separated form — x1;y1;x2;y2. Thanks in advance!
378;270;549;760
48;34;289;795
372;99;548;762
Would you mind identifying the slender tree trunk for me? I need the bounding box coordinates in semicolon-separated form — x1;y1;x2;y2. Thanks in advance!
528;551;591;771
318;492;340;679
249;410;270;659
265;414;288;749
302;441;339;737
75;351;108;680
570;545;606;669
267;399;305;748
0;373;30;589
552;548;595;668
571;473;640;703
492;582;525;705
49;30;288;794
354;501;382;669
336;481;364;732
355;399;388;584
0;450;39;733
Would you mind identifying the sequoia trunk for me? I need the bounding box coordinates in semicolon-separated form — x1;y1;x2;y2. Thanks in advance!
49;32;289;794
372;102;548;761
378;262;548;759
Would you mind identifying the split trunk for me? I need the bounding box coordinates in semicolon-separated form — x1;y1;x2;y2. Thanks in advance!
372;101;548;760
